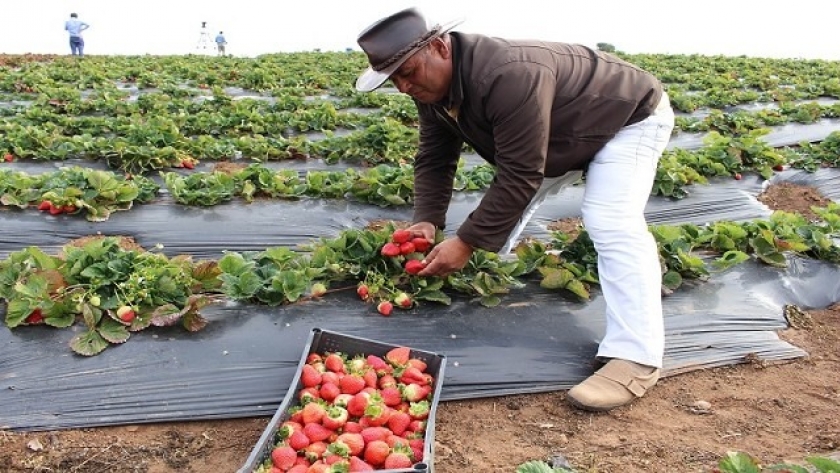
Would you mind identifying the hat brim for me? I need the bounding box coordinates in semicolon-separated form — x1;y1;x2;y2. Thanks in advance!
355;18;464;92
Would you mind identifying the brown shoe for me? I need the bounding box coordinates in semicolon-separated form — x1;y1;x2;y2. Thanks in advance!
566;359;660;412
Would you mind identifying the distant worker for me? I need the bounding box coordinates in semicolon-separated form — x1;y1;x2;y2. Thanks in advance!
64;13;90;57
215;31;227;56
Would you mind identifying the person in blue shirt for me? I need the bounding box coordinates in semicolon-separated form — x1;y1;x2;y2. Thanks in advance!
215;31;227;56
64;13;90;57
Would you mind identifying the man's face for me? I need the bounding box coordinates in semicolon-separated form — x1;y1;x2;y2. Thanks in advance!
389;40;451;104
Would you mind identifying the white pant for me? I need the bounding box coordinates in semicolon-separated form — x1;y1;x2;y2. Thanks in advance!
503;93;674;368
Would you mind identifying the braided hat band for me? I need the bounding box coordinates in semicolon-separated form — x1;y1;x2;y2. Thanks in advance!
372;25;442;72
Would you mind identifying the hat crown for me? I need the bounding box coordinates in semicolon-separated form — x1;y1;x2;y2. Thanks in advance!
357;8;432;71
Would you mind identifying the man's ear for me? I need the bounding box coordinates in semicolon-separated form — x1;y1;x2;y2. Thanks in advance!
430;37;452;60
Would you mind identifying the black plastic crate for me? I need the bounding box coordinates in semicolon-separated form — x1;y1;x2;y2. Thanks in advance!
239;328;447;473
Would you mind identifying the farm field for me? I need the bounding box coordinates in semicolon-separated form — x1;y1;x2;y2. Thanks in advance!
1;51;839;472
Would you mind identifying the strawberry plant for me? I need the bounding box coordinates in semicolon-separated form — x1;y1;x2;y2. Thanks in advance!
0;237;221;355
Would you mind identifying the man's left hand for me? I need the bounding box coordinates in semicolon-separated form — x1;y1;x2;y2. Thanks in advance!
418;236;473;277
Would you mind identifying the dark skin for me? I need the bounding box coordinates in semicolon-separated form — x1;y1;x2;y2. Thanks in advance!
388;36;474;277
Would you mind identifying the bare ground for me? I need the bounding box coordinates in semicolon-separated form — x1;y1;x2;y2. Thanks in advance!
1;182;838;473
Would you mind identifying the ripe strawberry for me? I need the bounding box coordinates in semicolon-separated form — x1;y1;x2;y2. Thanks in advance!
379;387;402;407
181;159;195;169
365;355;388;374
324;353;345;373
402;383;432;403
347;392;370;417
303;422;333;443
399;366;428;385
360;426;391;444
25;308;44;324
3;153;13;162
62;205;77;214
391;229;411;244
322;405;349;431
287;429;311;451
304;441;328;461
356;284;369;300
319;382;340;402
407;358;427;372
279;420;303;437
380;242;401;257
306;353;323;364
271;445;297;470
387;411;412;436
377;301;393;316
404;259;425;275
394;292;412;309
332;393;353;408
411;237;431;253
773;164;785;171
363;439;391;467
310;283;327;297
48;203;63;215
301;402;326;424
362;369;378;388
339;373;365;395
384;449;414;469
363;403;392;427
347;356;366;373
287;465;308;473
386;347;410;366
734;173;742;180
116;305;135;323
335;432;365;457
342;421;362;433
37;201;52;211
399;241;416;255
298;387;320;403
348;455;375;472
301;364;323;388
378;374;397;390
408;420;426;433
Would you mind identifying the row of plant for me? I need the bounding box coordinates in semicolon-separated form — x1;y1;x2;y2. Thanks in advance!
1;130;838;216
3;202;839;355
3;53;839;111
516;451;840;472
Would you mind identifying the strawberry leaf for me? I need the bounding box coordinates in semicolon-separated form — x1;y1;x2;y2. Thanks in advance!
70;329;109;356
98;318;130;344
150;304;182;327
4;299;34;328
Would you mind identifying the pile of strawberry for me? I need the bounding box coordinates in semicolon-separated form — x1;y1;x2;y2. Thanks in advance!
259;347;435;472
358;229;433;317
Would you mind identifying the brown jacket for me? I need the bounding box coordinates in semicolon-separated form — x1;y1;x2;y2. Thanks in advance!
412;32;663;252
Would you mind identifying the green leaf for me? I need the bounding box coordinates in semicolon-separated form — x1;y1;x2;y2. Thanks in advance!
98;318;131;344
415;290;451;305
538;267;574;290
712;250;750;271
564;279;590;300
70;330;110;356
717;452;761;473
806;456;840;473
479;295;501;307
516;460;567;473
662;271;683;290
5;299;34;328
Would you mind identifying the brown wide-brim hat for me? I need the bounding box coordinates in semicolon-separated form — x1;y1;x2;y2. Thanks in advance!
355;7;463;92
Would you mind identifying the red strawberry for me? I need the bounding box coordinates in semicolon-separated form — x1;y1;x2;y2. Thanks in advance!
379;387;402;407
348;455;375;472
404;259;425;275
271;445;297;470
303;422;333;443
298;387;320;403
363;403;392;427
322;405;349;431
363;440;391;467
380;242;401;257
324;353;345;373
25;308;44;324
394;293;412;309
287;429;311;451
411;237;431;253
365;355;388;374
62;205;77;214
3;153;13;162
399;241;416;255
384;449;414;469
339;373;366;395
360;426;391;444
347;392;370;417
301;402;326;424
304;441;328;461
356;284;369;300
301;364;323;388
37;201;52;211
342;421;362;433
773;164;785;171
319;382;340;402
734;173;742;180
335;432;365;457
391;229;411;244
306;353;323;364
386;347;410;366
287;465;308;473
378;374;397;390
387;411;412;436
332;393;353;408
48;203;63;215
181;159;195;169
377;301;393;316
399;366;428;385
408;420;426;433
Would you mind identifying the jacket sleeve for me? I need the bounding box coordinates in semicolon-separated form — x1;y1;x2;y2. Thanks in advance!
455;63;557;252
412;105;463;229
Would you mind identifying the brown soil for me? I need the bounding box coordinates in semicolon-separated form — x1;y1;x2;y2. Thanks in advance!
1;183;838;473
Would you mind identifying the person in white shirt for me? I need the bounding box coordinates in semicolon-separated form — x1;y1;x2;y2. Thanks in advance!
64;13;90;57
